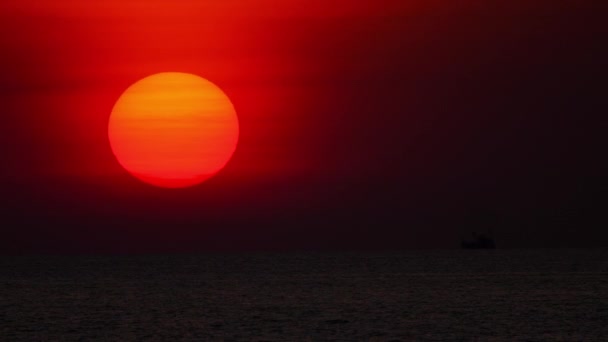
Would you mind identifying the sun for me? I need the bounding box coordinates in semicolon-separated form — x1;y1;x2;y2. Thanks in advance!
108;72;239;188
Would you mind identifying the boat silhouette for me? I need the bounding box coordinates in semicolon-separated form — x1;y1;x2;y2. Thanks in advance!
461;231;496;249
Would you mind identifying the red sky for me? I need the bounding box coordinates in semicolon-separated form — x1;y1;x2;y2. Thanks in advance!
1;0;606;253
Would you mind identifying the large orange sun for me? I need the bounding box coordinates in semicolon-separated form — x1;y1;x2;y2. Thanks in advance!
108;72;239;188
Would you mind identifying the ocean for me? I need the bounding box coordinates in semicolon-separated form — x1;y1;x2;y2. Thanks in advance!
1;249;607;340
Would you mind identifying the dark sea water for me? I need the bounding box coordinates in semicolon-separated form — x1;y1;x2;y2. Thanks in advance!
1;249;607;341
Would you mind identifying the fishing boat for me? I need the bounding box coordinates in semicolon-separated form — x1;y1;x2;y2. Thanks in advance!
461;231;496;249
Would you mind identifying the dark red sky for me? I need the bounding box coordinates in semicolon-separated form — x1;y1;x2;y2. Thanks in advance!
1;0;606;253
